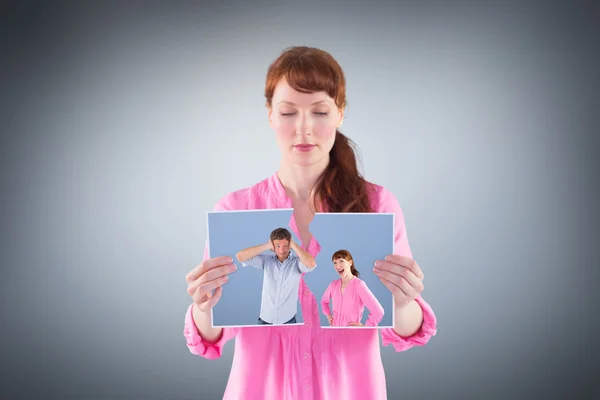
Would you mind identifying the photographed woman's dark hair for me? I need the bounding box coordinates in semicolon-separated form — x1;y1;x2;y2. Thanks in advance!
264;46;374;213
332;249;359;278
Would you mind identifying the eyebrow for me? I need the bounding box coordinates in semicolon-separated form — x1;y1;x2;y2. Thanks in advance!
277;100;329;106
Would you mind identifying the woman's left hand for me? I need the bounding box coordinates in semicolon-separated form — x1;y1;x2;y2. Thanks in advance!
347;322;362;327
373;255;424;309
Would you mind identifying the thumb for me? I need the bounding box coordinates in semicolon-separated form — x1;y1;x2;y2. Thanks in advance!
204;286;223;309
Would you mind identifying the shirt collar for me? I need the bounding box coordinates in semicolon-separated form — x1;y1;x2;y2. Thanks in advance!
269;172;293;208
275;250;293;263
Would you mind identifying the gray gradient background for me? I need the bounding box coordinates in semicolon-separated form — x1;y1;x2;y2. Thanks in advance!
1;0;598;399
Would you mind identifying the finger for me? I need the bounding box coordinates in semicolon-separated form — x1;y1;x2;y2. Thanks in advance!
192;275;229;302
203;286;223;309
186;256;234;283
381;255;424;279
374;263;422;291
374;262;418;281
187;263;236;296
378;276;404;299
377;275;415;304
192;280;224;305
373;266;404;288
200;263;237;284
381;254;411;266
379;274;418;300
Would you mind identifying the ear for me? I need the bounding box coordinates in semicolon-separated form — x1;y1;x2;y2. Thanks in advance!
337;107;345;128
268;106;274;126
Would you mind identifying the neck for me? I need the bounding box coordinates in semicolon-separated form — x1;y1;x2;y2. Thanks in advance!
341;273;354;283
277;156;329;202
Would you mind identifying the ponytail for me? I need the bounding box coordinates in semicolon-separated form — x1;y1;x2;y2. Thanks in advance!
312;131;374;213
350;265;360;278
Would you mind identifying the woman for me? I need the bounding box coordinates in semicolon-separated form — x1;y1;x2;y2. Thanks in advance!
184;46;437;400
321;250;385;327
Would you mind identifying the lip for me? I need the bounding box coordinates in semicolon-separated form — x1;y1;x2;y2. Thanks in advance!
294;144;315;152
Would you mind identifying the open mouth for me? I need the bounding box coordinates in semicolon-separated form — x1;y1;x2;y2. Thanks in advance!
336;268;344;274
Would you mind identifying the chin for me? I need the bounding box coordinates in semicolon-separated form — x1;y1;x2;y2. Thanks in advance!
290;152;326;167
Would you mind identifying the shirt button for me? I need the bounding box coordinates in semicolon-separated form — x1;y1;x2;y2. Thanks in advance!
304;290;310;295
304;383;311;391
304;352;310;359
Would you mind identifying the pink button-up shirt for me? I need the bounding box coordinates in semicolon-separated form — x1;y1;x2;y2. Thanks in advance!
321;277;385;327
183;173;437;400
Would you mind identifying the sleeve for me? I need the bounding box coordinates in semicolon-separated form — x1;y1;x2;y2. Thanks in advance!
356;281;385;327
375;186;438;351
183;303;239;359
320;283;333;316
183;193;240;359
241;254;266;270
380;295;437;351
296;256;313;273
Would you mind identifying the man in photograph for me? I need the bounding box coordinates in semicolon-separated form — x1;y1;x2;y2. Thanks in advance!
235;227;316;325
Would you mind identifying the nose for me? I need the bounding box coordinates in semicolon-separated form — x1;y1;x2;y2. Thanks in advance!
295;113;312;136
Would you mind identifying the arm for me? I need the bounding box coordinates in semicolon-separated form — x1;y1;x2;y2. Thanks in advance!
290;239;316;271
183;195;239;359
394;299;424;336
320;283;333;316
376;186;437;351
235;242;272;269
381;294;437;351
356;281;385;326
184;238;239;359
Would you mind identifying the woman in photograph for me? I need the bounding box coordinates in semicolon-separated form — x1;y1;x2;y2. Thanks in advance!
184;45;437;400
321;249;385;327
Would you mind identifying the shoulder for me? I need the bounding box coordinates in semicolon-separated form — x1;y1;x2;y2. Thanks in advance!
260;253;274;262
354;278;369;291
366;181;404;214
212;175;274;211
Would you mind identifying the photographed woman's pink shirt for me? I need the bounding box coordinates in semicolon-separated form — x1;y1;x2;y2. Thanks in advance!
183;173;437;400
321;277;385;327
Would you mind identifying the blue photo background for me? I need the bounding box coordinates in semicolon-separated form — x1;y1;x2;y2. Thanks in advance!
207;209;306;326
207;209;394;327
307;213;395;327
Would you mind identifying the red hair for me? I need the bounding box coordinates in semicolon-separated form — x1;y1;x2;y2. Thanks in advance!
264;46;374;213
332;249;360;278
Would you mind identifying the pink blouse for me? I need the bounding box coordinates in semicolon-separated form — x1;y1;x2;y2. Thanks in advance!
183;172;437;400
321;277;385;327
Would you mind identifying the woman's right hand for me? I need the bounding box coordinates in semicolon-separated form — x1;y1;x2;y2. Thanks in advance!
327;315;334;325
186;256;237;312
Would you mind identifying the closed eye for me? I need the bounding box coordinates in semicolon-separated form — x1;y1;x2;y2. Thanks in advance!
280;112;328;116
